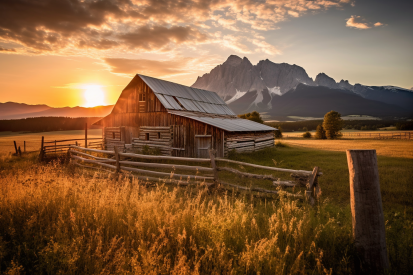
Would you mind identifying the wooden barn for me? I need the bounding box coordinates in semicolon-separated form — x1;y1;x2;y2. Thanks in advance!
94;74;276;158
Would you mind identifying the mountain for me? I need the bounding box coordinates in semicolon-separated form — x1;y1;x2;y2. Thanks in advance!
192;55;413;117
0;102;114;119
0;102;51;118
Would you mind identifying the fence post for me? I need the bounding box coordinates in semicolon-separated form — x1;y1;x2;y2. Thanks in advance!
209;149;218;186
18;146;22;157
85;123;88;148
39;136;44;161
24;141;26;152
55;140;57;154
346;149;389;273
13;141;18;155
306;166;319;205
114;146;120;174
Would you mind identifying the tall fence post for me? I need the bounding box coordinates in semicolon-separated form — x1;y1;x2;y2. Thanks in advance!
13;141;18;155
346;149;389;273
209;149;218;186
85;123;88;148
114;146;120;174
39;136;44;161
24;141;26;152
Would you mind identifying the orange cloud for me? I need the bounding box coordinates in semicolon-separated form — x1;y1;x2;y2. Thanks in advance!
346;15;371;29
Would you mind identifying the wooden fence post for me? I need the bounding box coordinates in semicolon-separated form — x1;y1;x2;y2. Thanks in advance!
209;149;218;186
85;123;88;148
55;140;57;154
24;141;26;152
346;149;389;273
18;146;22;157
39;136;44;161
306;166;319;205
13;141;18;155
114;146;120;174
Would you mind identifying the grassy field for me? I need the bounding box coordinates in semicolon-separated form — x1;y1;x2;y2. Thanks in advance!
280;139;413;159
0;138;412;274
0;129;102;154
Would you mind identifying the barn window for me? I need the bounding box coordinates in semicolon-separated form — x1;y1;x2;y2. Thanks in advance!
145;133;149;141
139;93;146;102
157;132;160;139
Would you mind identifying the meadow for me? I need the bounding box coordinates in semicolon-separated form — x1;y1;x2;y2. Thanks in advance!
0;136;412;274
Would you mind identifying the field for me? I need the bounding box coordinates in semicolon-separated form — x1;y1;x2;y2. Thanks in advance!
0;129;102;154
0;135;412;274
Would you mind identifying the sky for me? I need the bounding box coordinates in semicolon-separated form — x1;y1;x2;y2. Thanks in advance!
0;0;412;108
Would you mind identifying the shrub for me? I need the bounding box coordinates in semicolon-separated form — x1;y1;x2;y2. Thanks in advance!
302;131;312;138
315;124;327;139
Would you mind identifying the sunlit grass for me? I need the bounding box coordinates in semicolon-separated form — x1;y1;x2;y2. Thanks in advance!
281;139;413;159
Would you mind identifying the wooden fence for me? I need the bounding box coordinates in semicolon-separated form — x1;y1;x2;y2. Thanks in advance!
341;132;412;139
39;137;103;160
68;145;322;203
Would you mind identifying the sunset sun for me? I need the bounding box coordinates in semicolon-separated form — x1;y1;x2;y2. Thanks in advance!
83;85;105;107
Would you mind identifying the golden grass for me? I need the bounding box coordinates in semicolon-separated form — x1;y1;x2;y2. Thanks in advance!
282;130;412;138
0;157;355;274
281;139;413;159
0;129;102;154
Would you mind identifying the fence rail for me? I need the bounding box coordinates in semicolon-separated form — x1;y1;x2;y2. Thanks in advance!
68;145;322;204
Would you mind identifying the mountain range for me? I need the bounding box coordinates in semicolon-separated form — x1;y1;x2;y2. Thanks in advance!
192;55;413;118
0;102;113;120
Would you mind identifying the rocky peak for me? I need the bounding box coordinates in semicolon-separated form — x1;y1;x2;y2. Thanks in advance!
224;55;243;66
338;79;353;90
315;73;339;89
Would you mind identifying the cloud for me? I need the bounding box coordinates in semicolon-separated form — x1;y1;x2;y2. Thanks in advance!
104;57;195;77
346;15;371;29
0;0;353;55
346;15;386;29
251;40;281;55
118;25;208;51
0;47;16;52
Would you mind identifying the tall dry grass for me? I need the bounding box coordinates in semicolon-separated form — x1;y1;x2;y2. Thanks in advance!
0;154;412;274
0;156;356;275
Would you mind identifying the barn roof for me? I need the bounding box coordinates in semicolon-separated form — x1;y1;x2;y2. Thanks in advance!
168;110;275;132
138;74;236;116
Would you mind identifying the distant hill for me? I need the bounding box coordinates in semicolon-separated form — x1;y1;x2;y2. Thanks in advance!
192;55;413;118
0;102;114;119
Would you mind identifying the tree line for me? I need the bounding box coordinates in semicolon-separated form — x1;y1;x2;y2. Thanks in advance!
0;117;102;132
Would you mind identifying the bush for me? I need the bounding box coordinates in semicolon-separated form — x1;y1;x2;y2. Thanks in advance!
315;124;327;139
302;131;312;138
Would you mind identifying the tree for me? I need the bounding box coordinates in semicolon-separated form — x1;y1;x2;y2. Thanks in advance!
238;111;264;124
323;111;343;139
315;124;326;139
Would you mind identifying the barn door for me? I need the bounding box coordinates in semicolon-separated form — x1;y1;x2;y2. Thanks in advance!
195;135;211;158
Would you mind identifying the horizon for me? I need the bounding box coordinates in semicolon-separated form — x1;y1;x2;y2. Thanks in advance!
0;0;412;108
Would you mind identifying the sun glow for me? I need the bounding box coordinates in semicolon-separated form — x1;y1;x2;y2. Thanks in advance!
83;85;106;107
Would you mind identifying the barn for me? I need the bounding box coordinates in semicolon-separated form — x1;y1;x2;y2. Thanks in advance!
94;74;276;158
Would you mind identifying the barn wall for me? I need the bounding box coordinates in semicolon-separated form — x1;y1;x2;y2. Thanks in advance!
224;132;274;156
101;112;225;158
